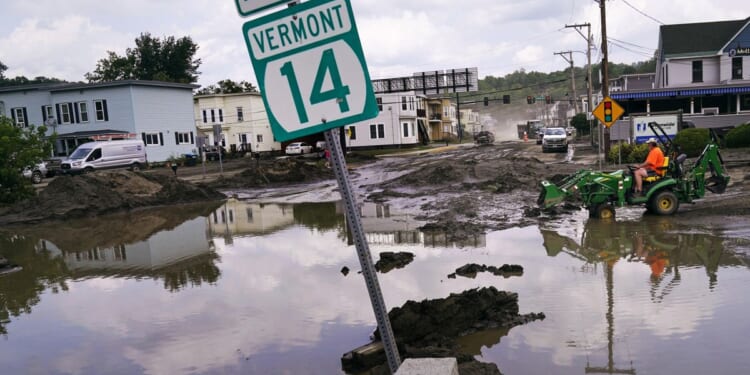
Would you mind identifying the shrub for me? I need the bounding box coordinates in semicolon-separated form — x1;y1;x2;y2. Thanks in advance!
607;142;649;164
673;128;710;157
725;123;750;148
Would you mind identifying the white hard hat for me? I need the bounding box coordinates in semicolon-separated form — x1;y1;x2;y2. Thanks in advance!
646;138;658;144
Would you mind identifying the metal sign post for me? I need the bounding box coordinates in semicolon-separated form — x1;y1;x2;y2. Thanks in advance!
324;126;401;373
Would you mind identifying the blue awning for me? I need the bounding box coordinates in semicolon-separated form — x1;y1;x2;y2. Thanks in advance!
612;85;750;100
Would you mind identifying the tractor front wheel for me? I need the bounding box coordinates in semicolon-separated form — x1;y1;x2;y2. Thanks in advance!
650;190;679;215
590;204;616;220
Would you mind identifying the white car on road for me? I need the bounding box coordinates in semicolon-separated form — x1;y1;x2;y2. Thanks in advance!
541;127;569;153
285;142;313;155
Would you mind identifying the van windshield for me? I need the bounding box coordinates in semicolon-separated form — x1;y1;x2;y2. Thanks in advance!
70;148;92;159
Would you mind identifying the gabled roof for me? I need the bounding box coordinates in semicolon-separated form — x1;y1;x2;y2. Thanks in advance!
660;18;747;58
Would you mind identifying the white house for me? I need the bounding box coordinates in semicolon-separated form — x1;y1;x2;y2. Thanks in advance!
0;80;199;162
345;92;422;148
193;92;280;153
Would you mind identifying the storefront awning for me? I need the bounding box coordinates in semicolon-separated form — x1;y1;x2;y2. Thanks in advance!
612;85;750;100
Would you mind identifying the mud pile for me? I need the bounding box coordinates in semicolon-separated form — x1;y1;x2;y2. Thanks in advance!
447;263;524;279
206;158;333;189
342;287;545;374
0;171;225;225
375;251;415;273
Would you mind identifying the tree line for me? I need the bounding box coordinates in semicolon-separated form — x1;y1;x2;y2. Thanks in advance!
478;58;657;103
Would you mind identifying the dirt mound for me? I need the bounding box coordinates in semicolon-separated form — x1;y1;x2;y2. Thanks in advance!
0;171;225;224
207;158;333;189
374;251;415;273
343;287;544;374
447;264;524;279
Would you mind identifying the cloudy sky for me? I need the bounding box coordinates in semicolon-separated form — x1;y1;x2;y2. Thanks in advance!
0;0;745;89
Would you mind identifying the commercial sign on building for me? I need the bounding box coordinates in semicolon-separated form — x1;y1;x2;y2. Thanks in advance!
729;47;750;57
632;114;679;144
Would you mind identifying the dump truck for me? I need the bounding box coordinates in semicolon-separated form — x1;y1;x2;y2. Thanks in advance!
538;123;730;219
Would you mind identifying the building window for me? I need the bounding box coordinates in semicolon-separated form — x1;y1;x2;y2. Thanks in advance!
144;133;160;146
43;105;54;123
237;107;244;122
176;132;191;145
60;103;72;124
692;60;703;83
732;57;743;80
402;96;407;110
202;110;208;123
77;102;89;123
403;122;409;137
211;109;216;123
349;126;356;140
12;107;26;127
257;134;263;143
94;100;108;121
376;97;383;111
370;124;385;139
219;109;224;122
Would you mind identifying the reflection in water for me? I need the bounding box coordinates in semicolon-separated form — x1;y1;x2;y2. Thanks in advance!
540;218;734;290
206;199;346;240
207;200;488;249
540;218;741;375
0;202;222;335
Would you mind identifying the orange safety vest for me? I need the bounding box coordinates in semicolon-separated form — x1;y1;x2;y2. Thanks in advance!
645;146;665;175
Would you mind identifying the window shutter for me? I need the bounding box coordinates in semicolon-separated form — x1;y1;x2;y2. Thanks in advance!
142;132;146;145
102;100;109;121
74;103;80;123
190;131;194;144
41;106;46;122
175;132;179;144
22;108;28;127
56;104;61;124
159;132;164;146
11;109;16;124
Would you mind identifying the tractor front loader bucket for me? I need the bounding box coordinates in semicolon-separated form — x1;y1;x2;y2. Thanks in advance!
538;180;570;209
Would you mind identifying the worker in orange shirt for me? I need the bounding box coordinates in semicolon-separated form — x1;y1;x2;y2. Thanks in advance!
632;138;665;197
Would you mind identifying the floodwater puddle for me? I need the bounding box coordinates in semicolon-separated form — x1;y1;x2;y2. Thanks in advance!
1;201;749;374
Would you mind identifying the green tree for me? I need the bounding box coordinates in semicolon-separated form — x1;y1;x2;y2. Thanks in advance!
0;60;7;80
0;117;53;204
569;113;590;135
86;33;202;83
195;79;258;95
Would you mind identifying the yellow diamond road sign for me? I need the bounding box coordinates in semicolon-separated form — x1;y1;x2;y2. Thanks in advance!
593;96;624;128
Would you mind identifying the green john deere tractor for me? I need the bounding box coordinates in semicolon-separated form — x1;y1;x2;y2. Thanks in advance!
538;123;730;219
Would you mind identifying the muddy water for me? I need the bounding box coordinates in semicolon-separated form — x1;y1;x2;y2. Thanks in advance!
1;201;749;374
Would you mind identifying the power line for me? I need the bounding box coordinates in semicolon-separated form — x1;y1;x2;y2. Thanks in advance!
620;0;664;25
608;37;653;52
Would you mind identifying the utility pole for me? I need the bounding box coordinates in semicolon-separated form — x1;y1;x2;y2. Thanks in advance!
553;51;579;113
565;23;593;145
599;0;611;156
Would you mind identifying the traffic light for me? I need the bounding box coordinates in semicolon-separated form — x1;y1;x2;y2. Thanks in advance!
484;97;489;106
502;95;510;104
545;95;552;104
527;95;534;104
604;100;613;122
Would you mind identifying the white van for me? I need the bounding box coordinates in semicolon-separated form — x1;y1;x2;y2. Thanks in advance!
61;140;147;174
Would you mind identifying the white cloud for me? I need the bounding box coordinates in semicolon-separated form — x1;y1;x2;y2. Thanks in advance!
0;0;744;89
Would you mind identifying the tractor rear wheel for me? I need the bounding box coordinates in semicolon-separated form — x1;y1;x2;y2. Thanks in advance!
590;204;616;220
650;190;679;215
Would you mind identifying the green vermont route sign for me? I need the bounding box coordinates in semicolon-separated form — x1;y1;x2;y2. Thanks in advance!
242;0;378;142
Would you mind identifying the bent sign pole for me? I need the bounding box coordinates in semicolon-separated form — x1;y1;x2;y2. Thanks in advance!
325;126;401;373
239;0;400;372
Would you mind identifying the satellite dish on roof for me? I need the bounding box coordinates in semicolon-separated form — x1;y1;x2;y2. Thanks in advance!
44;117;57;126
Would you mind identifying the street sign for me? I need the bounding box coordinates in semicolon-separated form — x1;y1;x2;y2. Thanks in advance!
592;96;624;128
234;0;290;17
242;0;378;142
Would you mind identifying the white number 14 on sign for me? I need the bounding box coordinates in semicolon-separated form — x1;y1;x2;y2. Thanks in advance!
280;48;351;124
